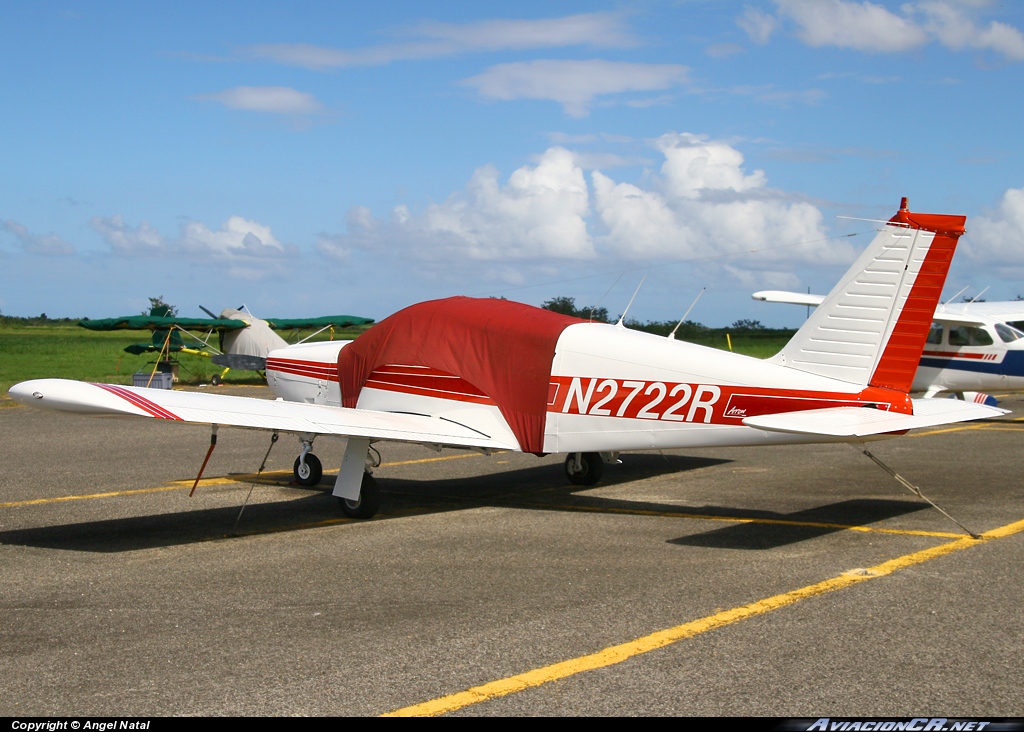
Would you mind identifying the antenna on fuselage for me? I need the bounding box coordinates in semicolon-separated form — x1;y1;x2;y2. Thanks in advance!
199;305;219;319
615;275;647;328
668;288;706;340
968;286;990;303
943;286;969;306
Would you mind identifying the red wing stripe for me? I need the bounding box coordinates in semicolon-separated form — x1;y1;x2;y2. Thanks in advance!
93;383;183;420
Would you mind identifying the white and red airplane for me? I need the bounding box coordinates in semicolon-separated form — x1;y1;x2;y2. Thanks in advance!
10;199;1005;520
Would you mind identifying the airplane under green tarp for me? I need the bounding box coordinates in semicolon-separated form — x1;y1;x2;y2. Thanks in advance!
79;308;376;381
263;315;375;330
79;314;374;332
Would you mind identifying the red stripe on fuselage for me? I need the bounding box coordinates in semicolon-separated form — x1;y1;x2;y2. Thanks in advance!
266;357;340;382
548;376;907;424
921;350;992;361
270;359;500;405
92;383;182;420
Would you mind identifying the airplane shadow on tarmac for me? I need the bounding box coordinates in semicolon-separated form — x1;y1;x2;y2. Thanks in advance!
0;452;928;553
665;499;929;550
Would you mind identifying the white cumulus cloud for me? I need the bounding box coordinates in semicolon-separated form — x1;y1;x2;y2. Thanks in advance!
592;133;838;266
757;0;1024;60
963;187;1024;266
914;1;1024;60
317;134;850;294
92;215;289;260
1;220;75;255
193;86;323;115
775;0;928;52
318;147;594;265
461;59;690;117
655;133;767;200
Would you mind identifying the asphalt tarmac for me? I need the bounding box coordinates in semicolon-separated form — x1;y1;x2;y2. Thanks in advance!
1;387;1022;717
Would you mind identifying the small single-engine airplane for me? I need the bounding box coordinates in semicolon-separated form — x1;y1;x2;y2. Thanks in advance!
752;292;1024;400
11;199;1006;520
80;306;374;382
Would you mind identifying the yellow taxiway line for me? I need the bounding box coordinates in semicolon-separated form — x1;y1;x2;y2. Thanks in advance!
0;484;187;508
0;453;486;509
384;516;1024;717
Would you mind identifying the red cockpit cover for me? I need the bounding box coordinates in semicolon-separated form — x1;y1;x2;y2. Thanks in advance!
337;297;584;453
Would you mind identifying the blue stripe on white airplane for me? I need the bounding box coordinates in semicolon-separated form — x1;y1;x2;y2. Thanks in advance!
919;350;1024;377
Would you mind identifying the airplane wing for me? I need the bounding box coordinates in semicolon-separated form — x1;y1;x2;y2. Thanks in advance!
751;290;826;307
79;315;249;331
753;292;992;327
9;379;517;451
754;293;1017;330
931;313;989;327
263;315;375;330
742;398;1006;437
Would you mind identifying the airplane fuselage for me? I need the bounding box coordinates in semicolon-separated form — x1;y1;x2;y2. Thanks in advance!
266;323;907;455
913;321;1024;394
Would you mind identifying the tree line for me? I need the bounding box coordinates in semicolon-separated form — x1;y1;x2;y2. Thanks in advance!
540;296;788;337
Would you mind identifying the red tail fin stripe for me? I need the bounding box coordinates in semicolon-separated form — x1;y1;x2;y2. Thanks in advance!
869;210;965;394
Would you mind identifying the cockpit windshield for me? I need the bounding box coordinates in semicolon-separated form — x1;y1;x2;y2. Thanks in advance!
996;323;1024;343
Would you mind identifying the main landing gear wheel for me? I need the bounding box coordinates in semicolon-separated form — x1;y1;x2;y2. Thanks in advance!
565;452;604;486
293;454;323;486
338;472;380;519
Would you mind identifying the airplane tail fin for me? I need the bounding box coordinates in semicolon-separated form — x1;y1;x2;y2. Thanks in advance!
771;198;966;393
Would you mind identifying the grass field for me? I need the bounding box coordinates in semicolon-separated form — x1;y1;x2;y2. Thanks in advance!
0;323;790;403
0;324;371;401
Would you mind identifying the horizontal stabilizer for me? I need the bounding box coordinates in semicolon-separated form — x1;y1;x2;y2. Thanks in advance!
9;379;517;450
743;398;1006;437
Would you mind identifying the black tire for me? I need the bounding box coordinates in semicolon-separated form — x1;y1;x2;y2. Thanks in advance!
293;453;323;486
338;473;380;519
565;452;604;486
211;375;223;386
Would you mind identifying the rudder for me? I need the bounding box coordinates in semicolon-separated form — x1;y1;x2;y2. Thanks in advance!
771;198;966;393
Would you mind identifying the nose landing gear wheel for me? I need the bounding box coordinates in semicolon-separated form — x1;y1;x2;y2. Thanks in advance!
338;473;380;519
293;453;323;486
565;452;604;486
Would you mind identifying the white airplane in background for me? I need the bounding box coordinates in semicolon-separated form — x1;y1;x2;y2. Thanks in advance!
752;291;1024;400
11;199;1006;520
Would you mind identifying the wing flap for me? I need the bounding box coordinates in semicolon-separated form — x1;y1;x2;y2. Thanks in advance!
743;399;1006;437
10;379;516;450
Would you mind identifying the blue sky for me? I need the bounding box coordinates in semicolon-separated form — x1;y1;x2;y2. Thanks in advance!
2;0;1023;327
